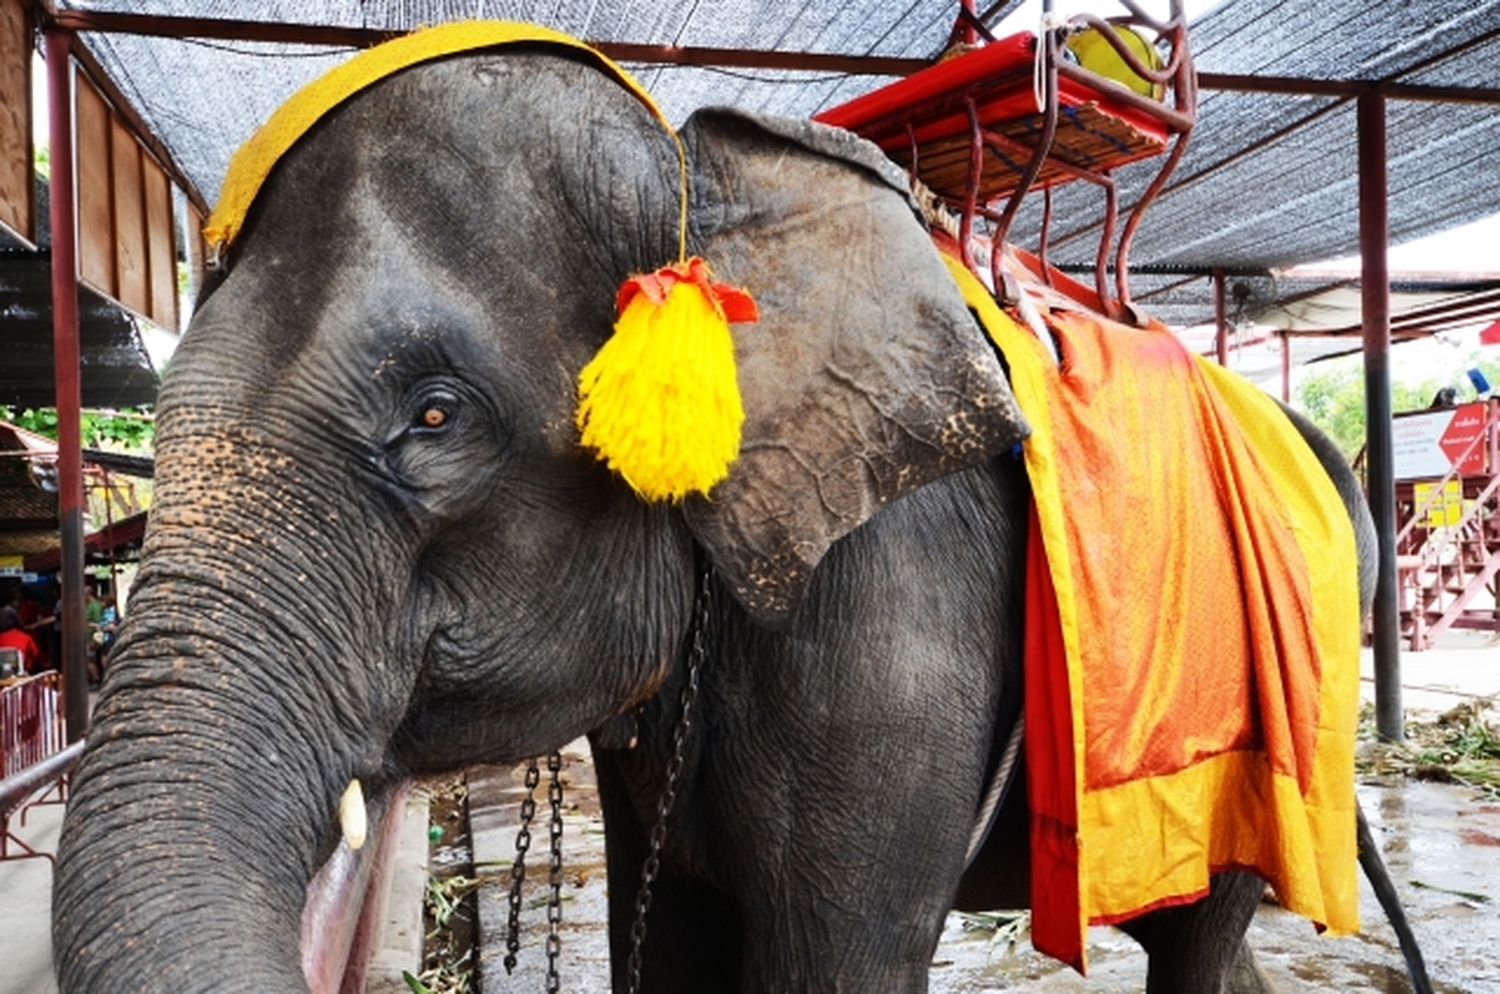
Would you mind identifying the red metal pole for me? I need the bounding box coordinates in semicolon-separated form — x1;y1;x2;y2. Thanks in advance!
1359;91;1402;742
1482;395;1494;473
45;26;89;744
1212;268;1229;365
1280;331;1291;403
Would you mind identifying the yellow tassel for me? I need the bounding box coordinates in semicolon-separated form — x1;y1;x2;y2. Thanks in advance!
577;258;757;502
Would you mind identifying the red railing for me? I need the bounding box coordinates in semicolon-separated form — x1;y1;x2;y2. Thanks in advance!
0;673;65;778
0;673;77;865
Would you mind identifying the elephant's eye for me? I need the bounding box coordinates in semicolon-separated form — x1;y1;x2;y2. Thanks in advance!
412;396;456;433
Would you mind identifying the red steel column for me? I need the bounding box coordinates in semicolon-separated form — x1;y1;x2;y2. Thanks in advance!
46;26;89;744
1359;91;1402;743
1212;268;1229;365
1280;331;1291;403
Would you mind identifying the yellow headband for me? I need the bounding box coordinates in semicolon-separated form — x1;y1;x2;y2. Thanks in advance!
202;20;668;252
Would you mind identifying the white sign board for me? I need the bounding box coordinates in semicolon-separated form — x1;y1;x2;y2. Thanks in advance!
1392;403;1488;481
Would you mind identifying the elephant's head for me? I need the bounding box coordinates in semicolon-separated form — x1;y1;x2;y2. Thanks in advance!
54;31;1026;992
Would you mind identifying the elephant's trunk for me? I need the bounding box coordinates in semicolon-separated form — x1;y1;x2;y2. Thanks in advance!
54;694;320;991
54;444;404;992
54;616;387;990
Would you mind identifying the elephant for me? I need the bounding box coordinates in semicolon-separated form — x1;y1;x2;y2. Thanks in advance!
52;38;1381;994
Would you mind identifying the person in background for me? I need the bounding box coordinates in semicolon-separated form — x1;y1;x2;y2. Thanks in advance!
84;582;104;637
90;595;120;686
16;587;53;671
0;606;42;676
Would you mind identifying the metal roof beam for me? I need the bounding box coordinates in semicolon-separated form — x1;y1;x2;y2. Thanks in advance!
1277;287;1500;339
592;42;925;77
1199;73;1500;105
1053;262;1271;277
47;10;402;49
45;10;929;76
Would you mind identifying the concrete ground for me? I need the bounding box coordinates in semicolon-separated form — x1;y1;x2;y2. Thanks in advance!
0;797;63;994
1362;628;1500;715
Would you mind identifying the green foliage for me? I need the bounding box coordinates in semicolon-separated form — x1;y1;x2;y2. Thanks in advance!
0;406;154;452
424;874;479;934
402;973;435;994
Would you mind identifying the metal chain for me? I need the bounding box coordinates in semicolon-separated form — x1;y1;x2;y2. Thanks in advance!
545;750;565;993
504;751;567;989
504;757;541;975
625;568;712;994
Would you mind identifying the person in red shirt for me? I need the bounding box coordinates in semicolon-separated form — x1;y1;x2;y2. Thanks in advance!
15;588;53;670
0;606;41;676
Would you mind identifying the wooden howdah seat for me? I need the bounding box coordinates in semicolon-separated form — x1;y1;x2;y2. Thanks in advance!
813;4;1196;322
814;31;1170;204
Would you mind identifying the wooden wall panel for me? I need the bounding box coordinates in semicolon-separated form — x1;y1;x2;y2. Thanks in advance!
76;73;115;297
110;116;148;316
0;0;30;240
70;65;183;329
185;201;205;304
144;162;176;329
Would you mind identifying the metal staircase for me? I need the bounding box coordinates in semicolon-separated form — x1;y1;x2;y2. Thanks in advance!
1394;399;1500;650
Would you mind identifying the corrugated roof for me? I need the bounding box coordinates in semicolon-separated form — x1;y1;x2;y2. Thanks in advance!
52;0;1500;331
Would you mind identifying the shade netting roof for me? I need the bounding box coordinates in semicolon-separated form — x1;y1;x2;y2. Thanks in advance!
53;0;1500;333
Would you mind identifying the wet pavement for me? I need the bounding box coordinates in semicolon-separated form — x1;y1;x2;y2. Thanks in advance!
924;779;1500;993
470;753;613;992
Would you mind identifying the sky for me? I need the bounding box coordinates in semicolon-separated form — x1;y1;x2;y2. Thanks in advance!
990;0;1224;34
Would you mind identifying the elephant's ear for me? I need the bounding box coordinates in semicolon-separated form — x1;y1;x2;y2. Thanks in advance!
680;107;1029;627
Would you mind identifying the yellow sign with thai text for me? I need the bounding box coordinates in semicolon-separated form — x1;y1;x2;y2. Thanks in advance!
1413;479;1463;528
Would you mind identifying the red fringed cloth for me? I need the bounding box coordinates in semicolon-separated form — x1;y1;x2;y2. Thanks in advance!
943;255;1361;972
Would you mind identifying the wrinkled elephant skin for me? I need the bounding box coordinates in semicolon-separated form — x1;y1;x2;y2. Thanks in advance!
51;49;1376;994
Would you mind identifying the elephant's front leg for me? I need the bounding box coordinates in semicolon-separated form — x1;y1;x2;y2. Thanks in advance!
731;749;982;994
708;478;1019;992
594;736;747;993
611;715;989;994
1116;869;1267;993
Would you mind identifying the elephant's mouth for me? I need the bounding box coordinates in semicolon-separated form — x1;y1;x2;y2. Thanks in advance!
300;776;415;988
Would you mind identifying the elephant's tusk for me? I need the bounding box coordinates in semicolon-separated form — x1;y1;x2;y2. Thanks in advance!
339;779;367;851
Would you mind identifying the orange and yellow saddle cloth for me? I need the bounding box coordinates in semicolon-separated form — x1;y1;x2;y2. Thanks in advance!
943;255;1361;972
